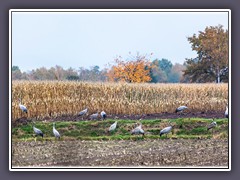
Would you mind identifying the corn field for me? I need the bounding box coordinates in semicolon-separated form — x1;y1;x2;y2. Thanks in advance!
12;81;228;121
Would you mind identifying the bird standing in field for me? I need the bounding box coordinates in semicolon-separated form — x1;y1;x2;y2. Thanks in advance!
78;108;88;119
207;119;217;134
175;105;188;115
131;122;145;136
109;121;117;132
33;123;44;139
53;122;61;139
101;111;107;120
18;98;28;116
160;122;174;138
175;105;188;113
89;112;99;120
225;106;228;118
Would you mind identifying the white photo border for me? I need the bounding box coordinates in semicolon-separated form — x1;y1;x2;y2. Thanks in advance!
9;9;231;171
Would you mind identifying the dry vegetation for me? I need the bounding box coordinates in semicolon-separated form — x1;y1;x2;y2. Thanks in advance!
12;81;228;121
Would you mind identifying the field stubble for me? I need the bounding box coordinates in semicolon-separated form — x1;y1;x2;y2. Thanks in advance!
12;139;228;167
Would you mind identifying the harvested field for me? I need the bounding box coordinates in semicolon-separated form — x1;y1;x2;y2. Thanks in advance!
11;117;229;168
12;139;228;167
11;81;229;168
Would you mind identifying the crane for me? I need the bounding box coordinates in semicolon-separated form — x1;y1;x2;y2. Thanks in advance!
101;111;107;120
175;105;188;113
109;121;117;132
160;125;173;138
131;122;145;136
33;123;44;139
207;119;217;134
53;122;61;139
225;106;228;118
78;108;88;120
175;105;188;117
18;98;28;116
89;112;99;120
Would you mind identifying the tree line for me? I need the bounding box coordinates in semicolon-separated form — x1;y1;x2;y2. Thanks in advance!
12;58;186;83
12;65;107;82
12;25;228;83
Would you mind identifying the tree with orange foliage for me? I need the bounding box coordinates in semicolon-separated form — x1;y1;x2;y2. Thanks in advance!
106;53;152;83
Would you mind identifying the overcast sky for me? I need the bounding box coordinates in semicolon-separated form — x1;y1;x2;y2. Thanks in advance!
11;10;229;72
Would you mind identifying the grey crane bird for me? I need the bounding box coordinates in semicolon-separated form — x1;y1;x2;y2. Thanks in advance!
207;119;217;131
131;123;145;136
89;112;99;120
78;108;88;117
225;106;228;118
160;125;173;137
175;105;188;113
109;121;117;132
53;122;61;139
18;98;28;114
101;111;107;120
33;123;44;138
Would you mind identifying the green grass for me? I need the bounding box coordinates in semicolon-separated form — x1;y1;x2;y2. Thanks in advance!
12;118;228;141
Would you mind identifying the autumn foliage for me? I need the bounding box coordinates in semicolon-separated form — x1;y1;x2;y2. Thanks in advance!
106;54;152;83
184;25;228;83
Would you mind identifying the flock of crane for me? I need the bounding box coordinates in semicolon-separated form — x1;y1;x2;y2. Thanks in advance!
18;98;229;140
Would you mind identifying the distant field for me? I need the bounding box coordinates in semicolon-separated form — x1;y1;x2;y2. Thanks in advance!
12;81;228;121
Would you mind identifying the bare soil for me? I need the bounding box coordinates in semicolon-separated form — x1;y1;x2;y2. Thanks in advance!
12;111;225;127
12;139;228;167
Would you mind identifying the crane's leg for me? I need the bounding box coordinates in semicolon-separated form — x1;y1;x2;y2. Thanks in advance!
179;112;183;118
